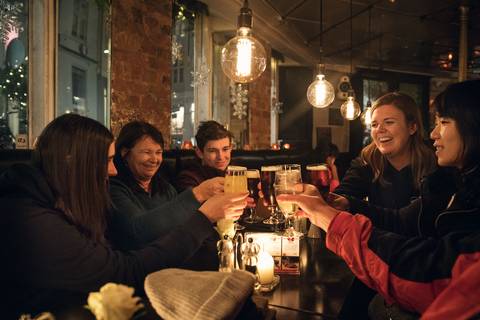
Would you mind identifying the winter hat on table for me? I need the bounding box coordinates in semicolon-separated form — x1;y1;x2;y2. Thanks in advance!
144;268;256;320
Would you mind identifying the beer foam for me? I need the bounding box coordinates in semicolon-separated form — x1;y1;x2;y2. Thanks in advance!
308;164;328;171
246;170;260;178
261;165;282;171
226;165;247;171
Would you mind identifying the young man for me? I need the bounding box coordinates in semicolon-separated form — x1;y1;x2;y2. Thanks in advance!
174;120;234;193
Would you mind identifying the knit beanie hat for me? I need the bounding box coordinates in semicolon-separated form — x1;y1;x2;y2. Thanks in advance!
144;268;256;320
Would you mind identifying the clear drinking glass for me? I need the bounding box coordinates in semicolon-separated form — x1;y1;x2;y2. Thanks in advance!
224;166;248;230
244;169;263;223
261;165;282;225
275;165;303;237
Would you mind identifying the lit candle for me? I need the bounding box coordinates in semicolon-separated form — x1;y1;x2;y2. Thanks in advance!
257;251;274;285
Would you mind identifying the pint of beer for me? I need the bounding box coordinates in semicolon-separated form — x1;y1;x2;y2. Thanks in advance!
261;165;281;210
306;164;330;201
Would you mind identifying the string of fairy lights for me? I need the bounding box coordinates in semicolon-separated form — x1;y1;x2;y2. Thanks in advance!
1;64;28;109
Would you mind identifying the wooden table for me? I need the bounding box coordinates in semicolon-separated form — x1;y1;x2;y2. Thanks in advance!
256;235;355;319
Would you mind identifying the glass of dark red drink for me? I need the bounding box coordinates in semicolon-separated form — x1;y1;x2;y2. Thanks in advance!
306;163;331;201
261;165;282;225
244;169;263;223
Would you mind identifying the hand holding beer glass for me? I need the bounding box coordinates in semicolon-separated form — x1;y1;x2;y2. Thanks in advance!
224;166;248;230
275;165;303;237
244;169;263;223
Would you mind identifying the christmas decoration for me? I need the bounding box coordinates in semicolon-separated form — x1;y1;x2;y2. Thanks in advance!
0;63;28;134
171;35;182;65
230;82;248;120
0;0;24;44
271;97;283;117
190;64;211;92
190;14;210;92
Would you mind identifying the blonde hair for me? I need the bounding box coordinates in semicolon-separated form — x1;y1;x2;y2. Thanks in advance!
361;92;436;189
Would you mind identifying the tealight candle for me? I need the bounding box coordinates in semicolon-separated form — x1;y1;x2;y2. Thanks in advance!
257;251;274;285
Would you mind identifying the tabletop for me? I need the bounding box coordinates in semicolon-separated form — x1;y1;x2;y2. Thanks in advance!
256;235;355;320
52;229;354;320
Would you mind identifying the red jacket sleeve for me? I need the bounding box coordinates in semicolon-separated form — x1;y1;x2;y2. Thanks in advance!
326;211;449;314
420;255;480;320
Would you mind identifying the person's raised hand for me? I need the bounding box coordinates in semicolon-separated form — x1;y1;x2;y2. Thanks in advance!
199;192;248;223
193;177;225;203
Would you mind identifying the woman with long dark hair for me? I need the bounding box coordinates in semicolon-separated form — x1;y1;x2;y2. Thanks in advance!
0;114;247;318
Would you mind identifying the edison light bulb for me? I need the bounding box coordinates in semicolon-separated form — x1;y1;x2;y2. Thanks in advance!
340;88;361;120
221;2;266;83
360;101;373;125
306;73;335;108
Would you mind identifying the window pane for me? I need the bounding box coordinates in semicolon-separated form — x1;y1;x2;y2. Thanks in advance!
0;0;29;149
171;18;195;149
58;0;110;126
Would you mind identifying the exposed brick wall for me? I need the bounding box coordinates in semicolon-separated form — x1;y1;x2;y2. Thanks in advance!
248;41;272;150
110;0;172;148
110;1;272;149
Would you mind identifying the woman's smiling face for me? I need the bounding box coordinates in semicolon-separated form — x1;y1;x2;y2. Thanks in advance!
371;104;417;165
122;136;163;183
430;116;464;169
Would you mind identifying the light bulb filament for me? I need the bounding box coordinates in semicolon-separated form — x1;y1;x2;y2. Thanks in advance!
236;38;252;77
365;108;372;124
346;99;355;119
315;81;326;106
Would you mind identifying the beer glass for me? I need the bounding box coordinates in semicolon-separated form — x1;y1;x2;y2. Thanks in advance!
306;164;330;201
261;165;282;225
275;165;303;237
224;166;248;230
244;169;263;223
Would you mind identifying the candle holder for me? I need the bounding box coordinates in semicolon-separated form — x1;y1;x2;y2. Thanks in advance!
258;274;280;292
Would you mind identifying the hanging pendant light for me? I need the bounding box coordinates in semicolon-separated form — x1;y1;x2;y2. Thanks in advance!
341;0;360;120
360;100;372;125
341;87;361;120
307;62;335;108
221;0;267;83
306;0;334;108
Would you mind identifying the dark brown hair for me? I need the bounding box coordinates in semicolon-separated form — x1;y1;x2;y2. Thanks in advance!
32;114;114;245
113;121;168;195
195;120;233;151
361;92;437;189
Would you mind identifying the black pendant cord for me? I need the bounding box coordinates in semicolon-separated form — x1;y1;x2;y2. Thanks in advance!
319;0;323;63
350;0;353;76
368;7;371;101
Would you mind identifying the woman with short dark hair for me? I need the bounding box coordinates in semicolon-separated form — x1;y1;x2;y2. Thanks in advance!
109;121;226;252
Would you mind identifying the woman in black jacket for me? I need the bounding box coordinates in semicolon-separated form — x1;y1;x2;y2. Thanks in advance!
0;114;247;318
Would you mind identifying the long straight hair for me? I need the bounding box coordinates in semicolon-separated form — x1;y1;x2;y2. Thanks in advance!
113;121;169;195
32;114;114;245
361;92;437;189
